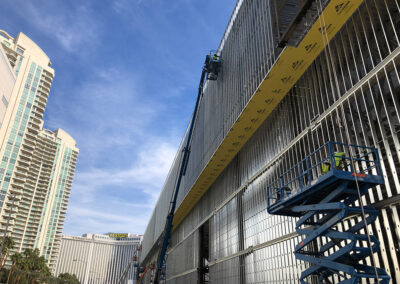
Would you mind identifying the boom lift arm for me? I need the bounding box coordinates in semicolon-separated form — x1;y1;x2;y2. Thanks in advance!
153;53;221;284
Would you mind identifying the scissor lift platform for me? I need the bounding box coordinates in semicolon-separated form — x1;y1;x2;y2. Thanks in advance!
266;142;390;283
268;169;383;217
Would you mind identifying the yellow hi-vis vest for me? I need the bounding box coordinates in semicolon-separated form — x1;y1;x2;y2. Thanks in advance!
322;152;346;174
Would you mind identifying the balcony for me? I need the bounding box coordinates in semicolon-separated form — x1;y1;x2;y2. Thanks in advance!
27;125;39;135
30;207;41;214
37;89;49;99
18;210;29;219
12;227;23;234
35;96;47;105
22;141;36;151
24;180;36;188
38;83;50;93
36;181;47;187
18;205;29;212
17;159;30;168
0;214;16;222
24;192;33;199
40;79;51;89
30;109;43;119
6;51;17;61
4;199;19;207
33;104;45;114
35;192;46;198
33;202;44;208
11;180;24;189
42;70;54;80
13;174;26;183
21;144;34;153
29;115;42;124
9;188;23;195
14;168;27;178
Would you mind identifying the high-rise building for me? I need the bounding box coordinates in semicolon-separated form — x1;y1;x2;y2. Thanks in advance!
0;30;79;269
54;233;142;284
28;128;78;267
0;41;15;128
139;0;400;283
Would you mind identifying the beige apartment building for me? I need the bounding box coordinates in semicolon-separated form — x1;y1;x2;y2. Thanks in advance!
0;41;16;128
0;30;79;270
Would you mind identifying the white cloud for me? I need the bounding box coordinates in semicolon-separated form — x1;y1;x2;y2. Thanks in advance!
2;0;235;238
74;138;178;202
112;0;144;14
66;206;150;235
63;135;179;235
44;63;183;235
46;67;163;164
9;0;99;53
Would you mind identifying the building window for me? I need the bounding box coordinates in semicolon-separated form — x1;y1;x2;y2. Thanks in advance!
2;96;8;107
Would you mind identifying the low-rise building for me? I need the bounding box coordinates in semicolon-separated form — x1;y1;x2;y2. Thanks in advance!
55;233;142;284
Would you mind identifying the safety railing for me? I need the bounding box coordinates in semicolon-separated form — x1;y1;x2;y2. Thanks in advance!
266;141;382;207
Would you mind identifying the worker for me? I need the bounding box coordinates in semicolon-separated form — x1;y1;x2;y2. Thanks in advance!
213;53;218;60
322;152;346;174
204;54;211;66
276;186;291;201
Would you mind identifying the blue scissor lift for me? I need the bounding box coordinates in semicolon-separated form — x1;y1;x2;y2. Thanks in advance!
267;142;390;283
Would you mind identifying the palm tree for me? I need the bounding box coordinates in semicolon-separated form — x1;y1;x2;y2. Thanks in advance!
7;249;51;283
57;273;80;284
7;252;22;284
0;236;15;269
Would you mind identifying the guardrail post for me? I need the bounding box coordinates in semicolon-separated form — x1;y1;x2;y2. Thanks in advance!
375;148;382;177
306;157;311;186
279;176;284;199
298;163;303;191
349;154;355;173
328;142;335;170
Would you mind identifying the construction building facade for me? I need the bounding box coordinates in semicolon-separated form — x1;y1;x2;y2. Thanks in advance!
0;30;79;269
140;0;400;283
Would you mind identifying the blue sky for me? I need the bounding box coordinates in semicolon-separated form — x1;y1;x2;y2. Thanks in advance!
1;0;236;235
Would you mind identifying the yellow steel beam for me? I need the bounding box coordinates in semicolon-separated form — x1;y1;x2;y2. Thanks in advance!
173;0;363;228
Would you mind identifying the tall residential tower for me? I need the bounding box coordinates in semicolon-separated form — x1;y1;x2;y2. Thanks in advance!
27;128;78;267
0;30;78;269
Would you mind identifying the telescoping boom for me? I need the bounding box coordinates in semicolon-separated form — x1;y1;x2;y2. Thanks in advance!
152;53;221;284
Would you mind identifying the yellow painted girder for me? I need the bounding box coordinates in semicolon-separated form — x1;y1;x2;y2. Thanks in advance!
173;0;363;228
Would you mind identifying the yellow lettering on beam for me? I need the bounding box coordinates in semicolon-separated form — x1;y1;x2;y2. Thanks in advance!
173;0;363;228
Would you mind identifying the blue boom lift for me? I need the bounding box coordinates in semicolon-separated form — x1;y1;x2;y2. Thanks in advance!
151;53;221;284
267;142;390;283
